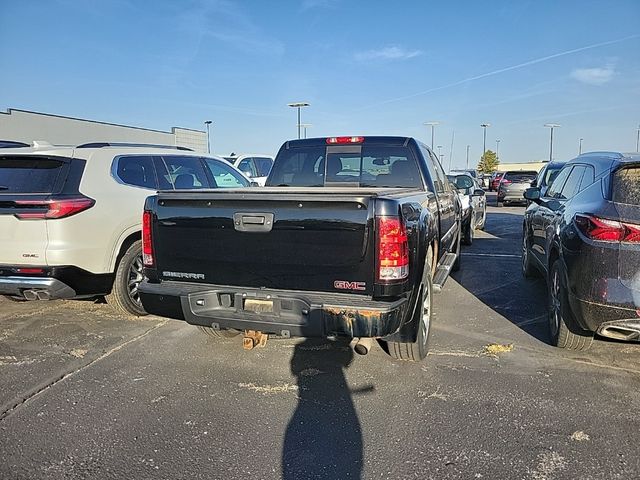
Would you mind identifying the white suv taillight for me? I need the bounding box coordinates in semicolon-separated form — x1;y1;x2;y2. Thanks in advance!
377;216;409;281
14;196;95;219
142;211;154;266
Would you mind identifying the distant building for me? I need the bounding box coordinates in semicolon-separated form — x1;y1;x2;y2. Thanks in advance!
497;161;547;172
0;108;207;153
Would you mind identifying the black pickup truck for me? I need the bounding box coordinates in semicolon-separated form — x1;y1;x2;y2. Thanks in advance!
139;136;462;361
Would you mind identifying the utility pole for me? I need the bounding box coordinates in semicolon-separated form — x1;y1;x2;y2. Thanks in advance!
579;137;583;155
466;144;470;170
204;120;212;153
424;122;440;150
299;123;312;139
544;123;561;162
495;139;501;161
480;123;491;154
636;125;640;153
287;102;310;139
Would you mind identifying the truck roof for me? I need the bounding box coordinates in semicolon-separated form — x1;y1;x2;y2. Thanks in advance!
283;136;413;149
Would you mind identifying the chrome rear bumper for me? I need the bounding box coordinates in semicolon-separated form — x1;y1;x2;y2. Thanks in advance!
0;276;77;300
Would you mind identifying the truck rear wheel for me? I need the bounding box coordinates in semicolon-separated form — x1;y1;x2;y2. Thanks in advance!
106;240;147;317
198;326;241;338
384;271;433;362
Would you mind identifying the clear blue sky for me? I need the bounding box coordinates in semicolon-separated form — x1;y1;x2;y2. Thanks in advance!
1;0;639;169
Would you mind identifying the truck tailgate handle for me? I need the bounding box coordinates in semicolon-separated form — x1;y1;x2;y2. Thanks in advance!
233;212;274;232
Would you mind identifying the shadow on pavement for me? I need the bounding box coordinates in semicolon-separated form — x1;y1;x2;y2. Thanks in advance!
282;338;364;479
452;210;552;345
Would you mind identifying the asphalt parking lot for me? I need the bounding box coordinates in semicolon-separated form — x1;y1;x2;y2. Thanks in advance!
1;195;639;480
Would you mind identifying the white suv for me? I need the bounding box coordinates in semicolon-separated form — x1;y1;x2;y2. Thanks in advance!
223;154;274;186
0;142;251;315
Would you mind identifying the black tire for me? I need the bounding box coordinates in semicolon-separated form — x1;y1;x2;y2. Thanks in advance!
198;326;241;338
106;240;147;316
521;230;538;278
385;269;433;362
462;219;473;245
548;260;593;350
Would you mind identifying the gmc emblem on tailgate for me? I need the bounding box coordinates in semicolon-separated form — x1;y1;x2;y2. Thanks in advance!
334;280;366;291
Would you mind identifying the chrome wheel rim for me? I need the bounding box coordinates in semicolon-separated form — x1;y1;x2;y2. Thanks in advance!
549;267;561;337
128;255;144;306
421;284;431;345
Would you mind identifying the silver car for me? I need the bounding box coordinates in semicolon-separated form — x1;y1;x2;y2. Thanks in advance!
497;170;538;206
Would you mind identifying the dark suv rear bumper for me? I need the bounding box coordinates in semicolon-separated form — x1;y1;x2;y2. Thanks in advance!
139;280;408;338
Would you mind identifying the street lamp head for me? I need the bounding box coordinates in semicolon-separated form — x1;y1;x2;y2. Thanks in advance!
424;121;440;126
544;123;561;128
480;123;491;128
204;120;212;125
287;102;310;108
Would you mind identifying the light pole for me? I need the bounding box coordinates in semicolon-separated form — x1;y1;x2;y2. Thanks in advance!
480;123;491;154
287;102;310;139
424;121;440;150
579;137;583;155
636;125;640;153
466;144;470;170
299;123;312;139
495;139;501;161
544;123;561;162
204;120;212;153
436;145;443;165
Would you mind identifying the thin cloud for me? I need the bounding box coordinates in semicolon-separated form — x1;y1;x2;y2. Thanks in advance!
356;34;639;110
571;66;615;85
301;0;337;10
354;46;423;62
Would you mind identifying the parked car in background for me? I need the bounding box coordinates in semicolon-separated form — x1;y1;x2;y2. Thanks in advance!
522;152;640;349
448;174;486;245
497;170;538;206
0;142;251;315
223;154;274;186
490;172;504;191
140;136;463;362
531;160;566;197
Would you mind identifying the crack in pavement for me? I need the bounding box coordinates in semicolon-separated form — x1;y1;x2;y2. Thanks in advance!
0;319;168;422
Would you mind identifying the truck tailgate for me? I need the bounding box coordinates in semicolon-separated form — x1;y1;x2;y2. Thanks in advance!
151;189;379;295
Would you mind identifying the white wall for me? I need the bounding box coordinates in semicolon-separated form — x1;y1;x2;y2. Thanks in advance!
0;109;207;153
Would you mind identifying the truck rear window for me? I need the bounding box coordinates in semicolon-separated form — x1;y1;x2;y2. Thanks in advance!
267;145;423;188
0;156;65;193
613;166;640;205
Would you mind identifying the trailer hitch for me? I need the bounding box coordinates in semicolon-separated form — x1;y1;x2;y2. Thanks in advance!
243;330;268;350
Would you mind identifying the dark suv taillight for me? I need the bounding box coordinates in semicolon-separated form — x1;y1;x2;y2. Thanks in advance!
377;216;409;281
575;214;640;243
13;196;95;220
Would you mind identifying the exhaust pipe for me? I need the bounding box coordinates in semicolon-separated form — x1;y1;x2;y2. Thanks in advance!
36;291;51;300
352;337;373;356
23;290;38;301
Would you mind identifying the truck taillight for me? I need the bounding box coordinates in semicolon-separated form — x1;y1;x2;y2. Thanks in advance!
326;136;364;144
142;211;154;266
377;216;409;281
575;214;640;243
14;197;95;220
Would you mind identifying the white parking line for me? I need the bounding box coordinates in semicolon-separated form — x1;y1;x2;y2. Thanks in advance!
461;253;522;258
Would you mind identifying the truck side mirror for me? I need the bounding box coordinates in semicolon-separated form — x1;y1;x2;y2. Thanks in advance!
472;189;485;196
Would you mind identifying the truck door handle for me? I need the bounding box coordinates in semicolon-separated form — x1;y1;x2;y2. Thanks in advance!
233;212;274;232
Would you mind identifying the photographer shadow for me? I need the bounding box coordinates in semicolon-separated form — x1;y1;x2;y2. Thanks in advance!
282;337;367;479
